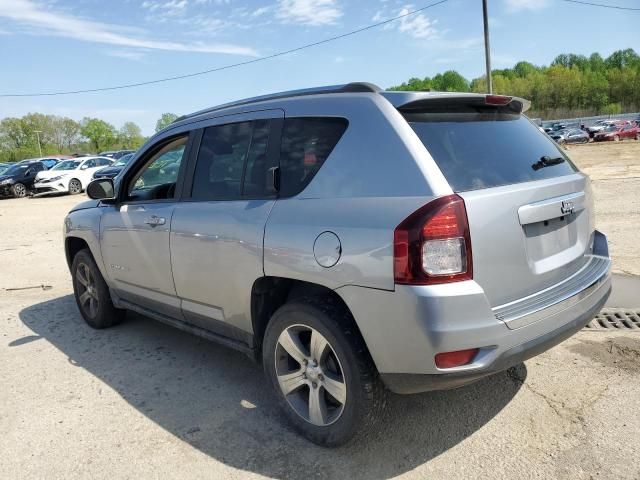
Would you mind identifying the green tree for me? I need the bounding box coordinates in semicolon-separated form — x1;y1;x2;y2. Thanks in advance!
59;118;81;150
119;122;144;149
431;71;470;92
155;113;179;132
389;48;640;119
80;118;117;152
0;118;29;149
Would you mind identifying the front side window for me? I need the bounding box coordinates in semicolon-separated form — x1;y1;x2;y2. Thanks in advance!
279;117;348;197
191;120;270;200
128;136;187;200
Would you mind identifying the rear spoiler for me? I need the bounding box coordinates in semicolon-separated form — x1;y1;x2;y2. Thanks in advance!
383;92;531;114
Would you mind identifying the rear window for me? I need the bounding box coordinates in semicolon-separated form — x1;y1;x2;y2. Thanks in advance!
279;117;348;197
404;112;578;192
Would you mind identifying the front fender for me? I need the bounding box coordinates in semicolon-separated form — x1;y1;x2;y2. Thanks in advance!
64;206;108;280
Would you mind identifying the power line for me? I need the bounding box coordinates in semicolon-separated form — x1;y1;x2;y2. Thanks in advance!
0;0;449;98
561;0;640;11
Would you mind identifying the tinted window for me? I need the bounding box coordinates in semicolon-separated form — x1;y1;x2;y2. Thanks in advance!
192;120;270;200
279;117;347;197
129;136;187;199
405;112;577;192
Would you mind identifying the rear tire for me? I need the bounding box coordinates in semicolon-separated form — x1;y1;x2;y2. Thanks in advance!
262;297;386;447
68;178;82;195
12;182;27;198
71;249;125;329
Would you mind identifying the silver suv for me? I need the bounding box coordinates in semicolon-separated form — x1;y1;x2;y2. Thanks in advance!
64;83;611;446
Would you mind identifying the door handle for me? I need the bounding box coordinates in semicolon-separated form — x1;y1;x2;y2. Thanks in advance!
144;215;166;226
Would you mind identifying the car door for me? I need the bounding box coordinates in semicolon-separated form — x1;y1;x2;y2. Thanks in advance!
100;134;193;318
170;110;282;343
23;163;43;187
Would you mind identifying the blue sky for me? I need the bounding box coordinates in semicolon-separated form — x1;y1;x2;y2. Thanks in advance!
0;0;638;135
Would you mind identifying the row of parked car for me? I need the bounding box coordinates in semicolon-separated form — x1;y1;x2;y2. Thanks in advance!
0;150;135;198
544;118;640;145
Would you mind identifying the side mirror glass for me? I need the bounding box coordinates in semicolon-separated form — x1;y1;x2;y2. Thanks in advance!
87;178;115;200
80;164;89;170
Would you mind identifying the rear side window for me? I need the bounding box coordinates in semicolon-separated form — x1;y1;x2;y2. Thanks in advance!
405;112;578;192
279;117;348;197
192;120;271;200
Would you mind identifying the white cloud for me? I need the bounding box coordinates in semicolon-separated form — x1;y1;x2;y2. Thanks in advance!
104;50;147;61
397;6;438;39
142;0;188;15
0;0;259;56
253;6;272;17
276;0;342;26
504;0;551;12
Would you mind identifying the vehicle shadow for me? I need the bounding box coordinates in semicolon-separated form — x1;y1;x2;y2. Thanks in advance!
19;295;526;479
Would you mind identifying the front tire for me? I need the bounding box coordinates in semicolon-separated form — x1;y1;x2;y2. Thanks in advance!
71;249;125;329
12;182;27;198
262;298;386;446
68;178;82;195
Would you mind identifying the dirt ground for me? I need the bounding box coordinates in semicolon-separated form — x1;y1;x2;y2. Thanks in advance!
566;141;640;276
1;142;639;479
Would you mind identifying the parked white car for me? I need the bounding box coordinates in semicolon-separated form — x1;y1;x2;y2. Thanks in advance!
34;156;113;195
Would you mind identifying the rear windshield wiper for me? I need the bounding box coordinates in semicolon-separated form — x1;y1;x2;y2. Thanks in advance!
532;155;565;171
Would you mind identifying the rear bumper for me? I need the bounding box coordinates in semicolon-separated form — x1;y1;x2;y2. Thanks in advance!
380;281;609;393
337;230;611;394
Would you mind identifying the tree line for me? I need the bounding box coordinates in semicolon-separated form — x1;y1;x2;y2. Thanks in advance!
389;49;640;119
0;112;179;163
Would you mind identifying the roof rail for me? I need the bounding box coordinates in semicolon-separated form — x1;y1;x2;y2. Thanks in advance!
184;82;382;120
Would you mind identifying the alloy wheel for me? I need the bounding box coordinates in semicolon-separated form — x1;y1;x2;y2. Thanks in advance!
13;183;26;197
76;262;99;318
275;324;347;426
69;180;82;194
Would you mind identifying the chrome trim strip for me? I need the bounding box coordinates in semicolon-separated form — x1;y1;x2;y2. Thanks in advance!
493;255;611;329
517;191;585;226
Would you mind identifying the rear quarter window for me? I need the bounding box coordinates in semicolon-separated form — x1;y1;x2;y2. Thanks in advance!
404;112;578;192
279;117;348;197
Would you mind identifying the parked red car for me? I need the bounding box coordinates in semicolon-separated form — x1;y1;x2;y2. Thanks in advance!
593;122;640;142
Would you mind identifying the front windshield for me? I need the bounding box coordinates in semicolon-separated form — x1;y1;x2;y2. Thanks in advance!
603;125;619;132
3;164;29;176
51;160;81;171
114;153;133;167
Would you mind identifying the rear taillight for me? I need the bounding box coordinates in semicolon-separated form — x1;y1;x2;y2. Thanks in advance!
394;194;472;285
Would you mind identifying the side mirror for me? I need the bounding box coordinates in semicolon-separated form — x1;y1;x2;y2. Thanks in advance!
80;164;89;170
87;178;115;201
25;169;33;176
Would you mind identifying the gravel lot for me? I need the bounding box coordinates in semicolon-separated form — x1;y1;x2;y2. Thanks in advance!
1;142;639;479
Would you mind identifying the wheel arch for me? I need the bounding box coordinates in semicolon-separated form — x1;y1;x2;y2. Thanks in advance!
250;277;369;359
65;236;91;271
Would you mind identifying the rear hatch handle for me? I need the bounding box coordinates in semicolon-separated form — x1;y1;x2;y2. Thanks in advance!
518;192;585;226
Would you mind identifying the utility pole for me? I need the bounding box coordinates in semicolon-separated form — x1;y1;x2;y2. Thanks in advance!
482;0;493;93
34;130;43;157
